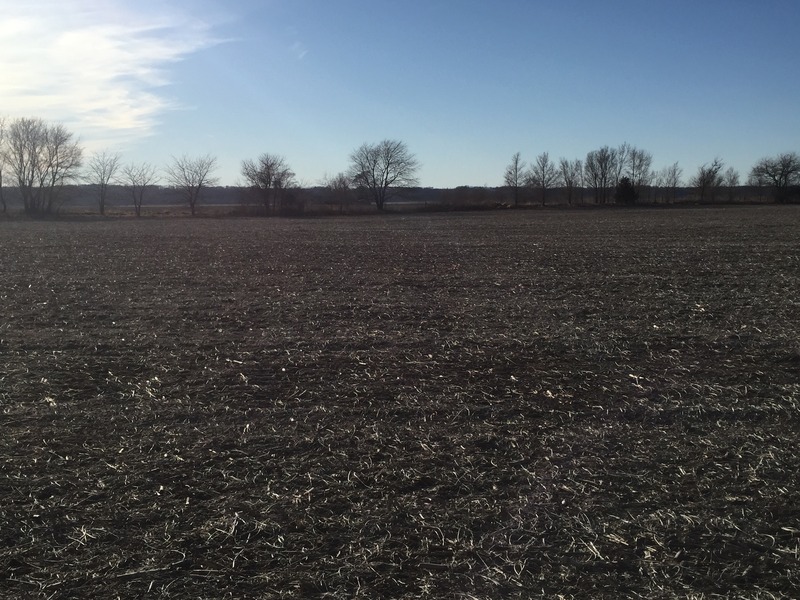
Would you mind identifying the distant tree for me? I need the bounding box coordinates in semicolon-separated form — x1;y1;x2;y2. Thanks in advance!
348;139;419;211
164;154;218;216
660;162;682;203
503;152;526;207
749;152;800;203
747;170;768;202
627;146;654;191
614;142;631;187
241;153;296;216
4;117;83;215
722;167;740;202
747;171;765;187
585;146;618;204
690;158;724;203
615;176;638;205
322;171;351;214
558;158;582;205
120;162;159;217
584;151;601;203
527;152;558;206
86;150;121;216
274;171;299;216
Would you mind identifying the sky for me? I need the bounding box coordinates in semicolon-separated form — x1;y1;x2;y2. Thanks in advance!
2;0;799;188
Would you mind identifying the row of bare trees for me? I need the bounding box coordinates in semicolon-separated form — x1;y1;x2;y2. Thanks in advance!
86;152;217;217
85;151;158;217
506;144;669;207
505;144;800;206
89;138;419;217
241;139;420;214
0;116;223;216
3;116;798;217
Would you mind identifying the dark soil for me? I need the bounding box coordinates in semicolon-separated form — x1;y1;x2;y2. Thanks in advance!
1;206;799;599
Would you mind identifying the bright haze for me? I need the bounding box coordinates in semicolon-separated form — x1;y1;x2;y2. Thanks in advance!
2;0;798;188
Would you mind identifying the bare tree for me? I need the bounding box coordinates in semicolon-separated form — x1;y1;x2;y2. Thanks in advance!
503;152;526;207
348;139;419;211
690;158;724;203
527;152;558;206
164;154;218;216
86;150;121;215
749;152;800;203
747;171;768;202
241;153;296;216
614;142;631;187
120;162;159;217
271;164;298;216
627;147;654;188
722;167;740;202
584;151;601;203
5;117;83;215
585;146;617;204
322;172;351;214
660;162;683;203
558;158;582;205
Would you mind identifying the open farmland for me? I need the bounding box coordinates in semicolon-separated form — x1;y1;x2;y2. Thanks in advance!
1;206;799;599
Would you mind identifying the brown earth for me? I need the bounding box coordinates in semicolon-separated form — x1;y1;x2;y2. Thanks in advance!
1;206;799;599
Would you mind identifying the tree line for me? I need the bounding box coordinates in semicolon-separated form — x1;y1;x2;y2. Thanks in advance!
1;116;798;217
0;116;420;216
504;144;800;208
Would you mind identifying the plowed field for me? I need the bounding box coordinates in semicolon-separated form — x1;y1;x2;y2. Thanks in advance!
1;206;799;598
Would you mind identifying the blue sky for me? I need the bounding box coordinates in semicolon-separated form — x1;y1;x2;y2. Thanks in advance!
2;0;798;187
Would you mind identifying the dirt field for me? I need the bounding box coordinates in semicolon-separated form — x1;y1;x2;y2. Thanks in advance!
1;206;799;599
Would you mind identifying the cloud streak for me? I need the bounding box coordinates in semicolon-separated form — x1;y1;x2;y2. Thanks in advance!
0;1;219;147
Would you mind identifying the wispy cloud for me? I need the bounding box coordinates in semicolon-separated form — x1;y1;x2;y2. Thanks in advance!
290;41;308;61
0;1;219;147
